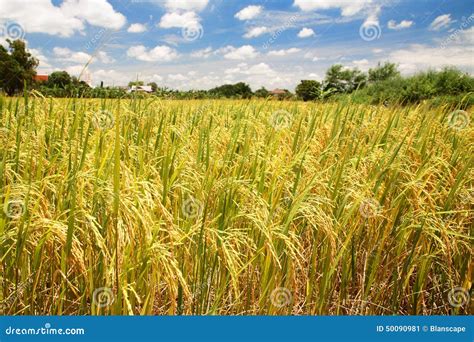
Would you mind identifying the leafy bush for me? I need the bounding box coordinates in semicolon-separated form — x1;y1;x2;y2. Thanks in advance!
295;80;321;101
356;67;473;105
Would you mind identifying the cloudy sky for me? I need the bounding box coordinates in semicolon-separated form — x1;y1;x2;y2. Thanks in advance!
0;0;472;90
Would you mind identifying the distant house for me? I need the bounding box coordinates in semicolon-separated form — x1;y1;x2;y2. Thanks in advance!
128;85;153;93
34;74;49;83
270;88;290;100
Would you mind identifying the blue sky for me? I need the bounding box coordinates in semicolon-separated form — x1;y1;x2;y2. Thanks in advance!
0;0;472;90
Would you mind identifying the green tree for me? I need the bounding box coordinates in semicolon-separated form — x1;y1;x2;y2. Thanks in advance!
0;39;38;95
209;82;252;98
295;80;321;101
324;64;367;94
368;62;400;82
128;80;144;87
147;82;158;92
324;64;347;93
47;71;72;88
350;68;367;91
232;82;253;98
254;87;269;98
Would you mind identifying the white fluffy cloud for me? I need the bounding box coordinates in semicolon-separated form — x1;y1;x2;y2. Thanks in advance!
52;47;71;57
351;58;370;70
297;27;315;38
293;0;373;16
168;73;188;81
222;45;259;60
158;0;207;34
147;74;164;82
97;51;115;64
53;47;113;64
429;14;454;31
222;62;300;90
387;19;413;30
246;63;275;75
361;6;381;29
90;69;122;85
64;64;87;77
127;45;179;62
303;52;321;62
162;0;209;12
268;48;301;56
60;0;126;29
225;62;276;76
159;11;200;28
389;28;474;74
28;47;50;70
244;26;268;38
53;47;90;63
235;5;263;20
127;23;147;33
0;0;125;37
190;47;213;58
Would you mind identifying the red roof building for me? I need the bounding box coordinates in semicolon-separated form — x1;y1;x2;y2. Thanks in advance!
270;88;286;95
34;74;49;82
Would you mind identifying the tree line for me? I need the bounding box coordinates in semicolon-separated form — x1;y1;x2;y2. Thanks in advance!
1;39;473;106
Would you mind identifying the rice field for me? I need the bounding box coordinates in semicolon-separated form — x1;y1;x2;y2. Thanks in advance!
0;95;472;315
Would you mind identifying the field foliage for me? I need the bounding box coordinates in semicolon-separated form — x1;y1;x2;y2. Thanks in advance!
0;96;472;315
